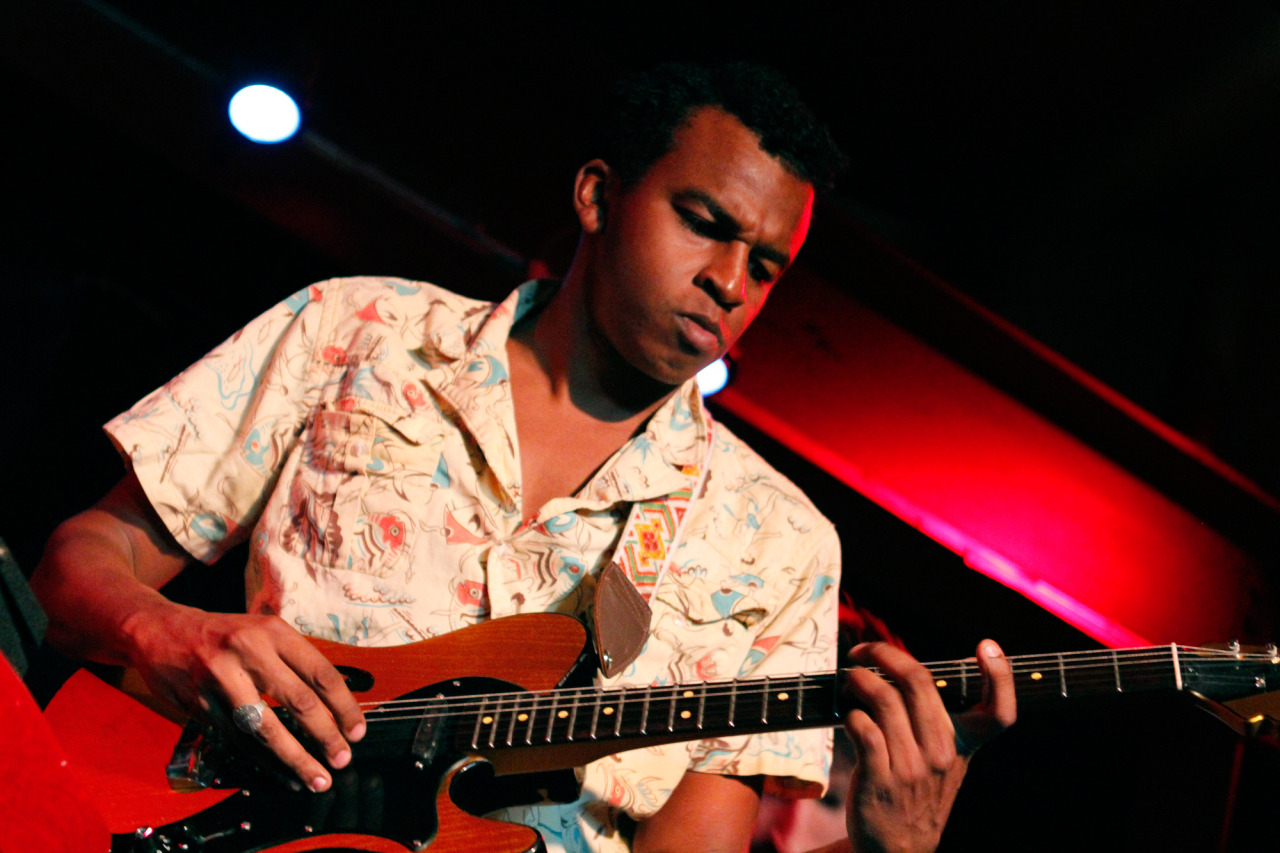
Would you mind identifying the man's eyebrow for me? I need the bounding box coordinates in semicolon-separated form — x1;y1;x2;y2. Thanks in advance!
675;189;792;269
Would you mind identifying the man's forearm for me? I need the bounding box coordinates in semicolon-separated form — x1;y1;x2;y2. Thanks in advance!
31;510;182;664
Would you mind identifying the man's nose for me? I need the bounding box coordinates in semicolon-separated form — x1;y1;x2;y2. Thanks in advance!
698;244;748;309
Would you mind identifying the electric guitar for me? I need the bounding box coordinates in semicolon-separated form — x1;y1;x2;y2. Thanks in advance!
43;613;1280;853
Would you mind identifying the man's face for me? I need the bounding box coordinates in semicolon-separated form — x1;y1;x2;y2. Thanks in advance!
584;106;814;386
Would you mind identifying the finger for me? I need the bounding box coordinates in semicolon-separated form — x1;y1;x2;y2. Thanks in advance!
221;682;334;793
226;623;362;770
843;707;891;782
253;656;355;773
206;645;351;786
845;662;927;778
278;640;367;743
952;639;1017;754
851;642;956;772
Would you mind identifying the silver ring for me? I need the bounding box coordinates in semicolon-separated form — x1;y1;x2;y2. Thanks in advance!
232;700;269;736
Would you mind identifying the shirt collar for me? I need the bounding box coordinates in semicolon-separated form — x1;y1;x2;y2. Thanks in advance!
418;279;716;508
414;278;556;367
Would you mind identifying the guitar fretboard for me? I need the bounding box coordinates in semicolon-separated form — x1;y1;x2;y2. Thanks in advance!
426;644;1274;753
461;672;842;752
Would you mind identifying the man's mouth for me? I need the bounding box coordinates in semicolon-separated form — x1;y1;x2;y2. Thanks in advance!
677;313;724;354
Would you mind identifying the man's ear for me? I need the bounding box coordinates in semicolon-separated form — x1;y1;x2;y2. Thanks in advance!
574;159;612;234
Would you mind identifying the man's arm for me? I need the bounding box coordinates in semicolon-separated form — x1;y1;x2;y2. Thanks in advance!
30;472;366;792
632;770;762;853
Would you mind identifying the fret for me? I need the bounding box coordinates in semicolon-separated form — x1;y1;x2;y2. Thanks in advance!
667;686;678;732
761;676;770;725
470;695;490;750
1171;644;1183;691
486;693;510;748
1112;649;1123;693
563;686;578;737
590;689;603;740
728;680;738;728
697;683;706;729
960;662;969;705
545;691;558;743
1057;654;1067;698
640;688;652;735
528;694;544;744
504;694;519;746
614;688;627;737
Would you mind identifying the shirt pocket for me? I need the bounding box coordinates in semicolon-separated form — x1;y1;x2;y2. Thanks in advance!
283;387;444;578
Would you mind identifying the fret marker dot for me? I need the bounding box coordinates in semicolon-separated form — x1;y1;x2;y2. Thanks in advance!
517;713;529;722
603;707;615;716
935;680;947;688
1030;672;1043;681
777;692;789;701
557;710;569;719
683;691;695;698
680;710;692;719
482;716;493;725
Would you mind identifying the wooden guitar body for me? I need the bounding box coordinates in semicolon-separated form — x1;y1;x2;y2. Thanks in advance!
45;613;589;853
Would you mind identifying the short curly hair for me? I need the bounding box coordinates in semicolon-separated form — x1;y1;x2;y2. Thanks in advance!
597;61;846;193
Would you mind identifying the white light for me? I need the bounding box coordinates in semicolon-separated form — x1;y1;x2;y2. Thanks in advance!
696;357;730;397
228;84;301;143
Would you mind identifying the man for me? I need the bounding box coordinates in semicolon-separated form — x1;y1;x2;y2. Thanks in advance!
32;62;1014;852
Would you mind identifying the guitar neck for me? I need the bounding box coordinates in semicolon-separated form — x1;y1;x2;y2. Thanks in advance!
443;644;1276;758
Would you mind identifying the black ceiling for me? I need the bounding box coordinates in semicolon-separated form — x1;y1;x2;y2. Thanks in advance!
6;1;1280;501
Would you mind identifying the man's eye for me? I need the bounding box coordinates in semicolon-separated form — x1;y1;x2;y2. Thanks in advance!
678;208;716;236
750;262;774;284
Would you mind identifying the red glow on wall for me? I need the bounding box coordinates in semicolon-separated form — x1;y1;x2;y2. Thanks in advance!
718;268;1265;647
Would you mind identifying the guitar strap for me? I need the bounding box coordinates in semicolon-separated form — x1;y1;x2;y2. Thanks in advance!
593;424;714;678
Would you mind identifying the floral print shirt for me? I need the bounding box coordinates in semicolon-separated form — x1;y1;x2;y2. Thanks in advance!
107;277;840;853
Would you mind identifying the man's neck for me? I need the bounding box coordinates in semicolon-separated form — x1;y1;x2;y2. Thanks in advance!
505;284;680;521
510;279;678;426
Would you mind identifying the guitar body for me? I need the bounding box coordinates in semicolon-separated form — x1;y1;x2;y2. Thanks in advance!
0;655;111;853
45;613;589;853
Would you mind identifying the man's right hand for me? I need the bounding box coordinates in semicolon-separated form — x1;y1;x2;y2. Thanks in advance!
125;604;366;792
32;472;365;793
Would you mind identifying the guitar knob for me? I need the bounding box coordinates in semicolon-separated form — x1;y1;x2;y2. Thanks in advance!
128;827;174;852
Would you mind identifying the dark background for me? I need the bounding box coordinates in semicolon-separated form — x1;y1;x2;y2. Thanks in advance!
3;3;1279;849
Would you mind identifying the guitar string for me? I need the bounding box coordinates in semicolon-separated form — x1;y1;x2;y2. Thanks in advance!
348;660;1271;724
343;647;1270;717
335;653;1269;744
348;664;1259;750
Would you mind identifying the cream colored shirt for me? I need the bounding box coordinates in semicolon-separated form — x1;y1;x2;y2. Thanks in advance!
107;277;840;852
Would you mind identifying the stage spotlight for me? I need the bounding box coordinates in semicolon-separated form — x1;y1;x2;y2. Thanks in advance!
228;84;301;143
696;356;731;397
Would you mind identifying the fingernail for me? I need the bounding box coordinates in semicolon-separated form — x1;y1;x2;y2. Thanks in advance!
311;775;330;792
332;749;352;769
982;641;1002;657
349;721;367;741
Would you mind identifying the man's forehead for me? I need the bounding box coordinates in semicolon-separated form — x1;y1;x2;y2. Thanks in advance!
658;108;814;250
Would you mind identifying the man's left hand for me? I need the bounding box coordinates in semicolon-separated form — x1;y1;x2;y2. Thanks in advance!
841;639;1016;853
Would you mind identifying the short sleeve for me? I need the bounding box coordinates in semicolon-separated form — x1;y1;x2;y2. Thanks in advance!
684;521;841;797
105;282;331;564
